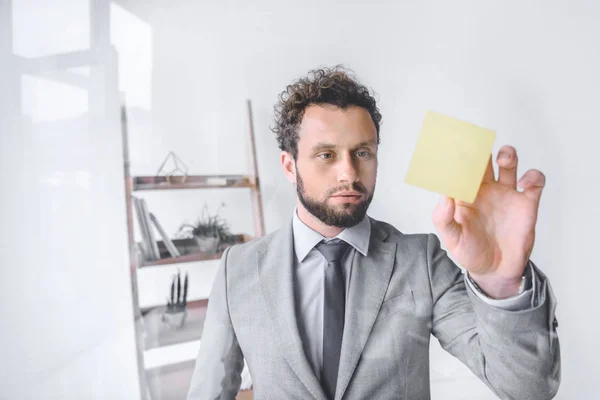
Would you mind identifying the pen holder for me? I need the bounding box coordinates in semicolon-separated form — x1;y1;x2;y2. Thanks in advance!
162;303;187;330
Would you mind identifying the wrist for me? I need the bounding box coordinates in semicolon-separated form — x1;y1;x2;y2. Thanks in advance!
468;272;523;299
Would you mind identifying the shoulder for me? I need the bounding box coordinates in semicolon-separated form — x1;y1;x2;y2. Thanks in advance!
369;216;435;252
222;228;280;262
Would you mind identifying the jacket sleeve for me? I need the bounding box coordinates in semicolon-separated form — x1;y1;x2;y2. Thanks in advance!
427;233;561;399
188;246;244;400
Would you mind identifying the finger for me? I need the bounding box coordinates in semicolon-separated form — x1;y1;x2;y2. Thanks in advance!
482;154;495;183
497;145;518;189
432;195;461;248
518;169;546;203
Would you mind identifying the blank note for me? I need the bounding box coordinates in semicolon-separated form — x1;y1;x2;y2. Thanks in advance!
404;111;496;204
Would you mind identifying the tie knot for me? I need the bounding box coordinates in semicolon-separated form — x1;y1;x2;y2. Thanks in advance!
316;240;350;263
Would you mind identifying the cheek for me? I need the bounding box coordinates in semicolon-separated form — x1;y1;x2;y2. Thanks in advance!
360;161;378;185
299;167;333;195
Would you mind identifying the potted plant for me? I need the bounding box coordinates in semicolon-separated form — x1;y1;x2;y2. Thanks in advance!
162;271;188;330
176;203;232;253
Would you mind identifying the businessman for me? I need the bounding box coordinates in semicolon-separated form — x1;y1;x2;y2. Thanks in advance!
188;66;561;399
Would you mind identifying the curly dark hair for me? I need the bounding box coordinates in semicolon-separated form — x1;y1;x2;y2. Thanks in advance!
272;66;382;159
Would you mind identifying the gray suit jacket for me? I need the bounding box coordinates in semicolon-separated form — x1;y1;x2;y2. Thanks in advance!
188;217;560;400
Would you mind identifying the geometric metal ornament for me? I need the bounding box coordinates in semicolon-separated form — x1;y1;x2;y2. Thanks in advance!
156;151;189;184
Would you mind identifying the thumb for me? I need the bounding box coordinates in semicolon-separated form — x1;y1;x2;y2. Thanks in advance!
432;195;461;248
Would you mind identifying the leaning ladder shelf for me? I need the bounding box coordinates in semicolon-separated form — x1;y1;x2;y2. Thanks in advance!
121;100;263;400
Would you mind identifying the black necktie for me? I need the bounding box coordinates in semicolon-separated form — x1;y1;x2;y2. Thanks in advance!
316;240;350;400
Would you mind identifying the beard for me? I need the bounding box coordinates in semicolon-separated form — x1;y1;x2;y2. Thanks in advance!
296;169;374;228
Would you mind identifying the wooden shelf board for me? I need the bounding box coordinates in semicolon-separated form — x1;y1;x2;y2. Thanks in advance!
146;359;253;400
146;359;196;400
142;251;222;267
140;234;253;268
133;174;255;191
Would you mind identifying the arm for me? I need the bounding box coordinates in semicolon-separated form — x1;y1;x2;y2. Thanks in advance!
428;233;561;400
187;246;244;400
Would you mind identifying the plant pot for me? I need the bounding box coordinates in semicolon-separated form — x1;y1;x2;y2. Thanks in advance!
161;307;187;330
194;236;220;253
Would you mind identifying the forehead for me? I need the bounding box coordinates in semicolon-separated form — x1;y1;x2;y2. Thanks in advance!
297;105;377;148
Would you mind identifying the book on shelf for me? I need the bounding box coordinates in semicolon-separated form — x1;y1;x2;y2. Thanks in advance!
205;177;228;185
142;199;161;260
150;212;180;258
132;196;160;261
133;196;152;261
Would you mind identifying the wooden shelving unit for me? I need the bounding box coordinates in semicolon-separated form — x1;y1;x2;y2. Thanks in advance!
121;100;263;399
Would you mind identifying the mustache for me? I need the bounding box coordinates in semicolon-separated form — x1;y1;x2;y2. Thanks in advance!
326;182;368;197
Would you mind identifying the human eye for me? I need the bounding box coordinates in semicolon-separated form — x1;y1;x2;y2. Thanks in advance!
355;149;371;158
318;152;334;160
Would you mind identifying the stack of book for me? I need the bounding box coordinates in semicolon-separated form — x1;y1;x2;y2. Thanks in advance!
132;196;180;262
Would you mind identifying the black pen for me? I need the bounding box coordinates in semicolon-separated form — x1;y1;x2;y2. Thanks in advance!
183;273;188;306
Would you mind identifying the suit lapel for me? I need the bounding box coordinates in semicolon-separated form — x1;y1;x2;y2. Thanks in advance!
257;219;328;400
335;219;397;400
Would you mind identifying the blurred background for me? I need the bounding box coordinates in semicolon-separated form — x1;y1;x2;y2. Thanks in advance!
0;0;598;399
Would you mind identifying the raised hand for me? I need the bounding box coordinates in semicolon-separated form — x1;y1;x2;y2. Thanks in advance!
431;145;546;298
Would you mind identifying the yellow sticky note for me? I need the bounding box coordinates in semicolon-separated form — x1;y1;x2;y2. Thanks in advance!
404;111;496;204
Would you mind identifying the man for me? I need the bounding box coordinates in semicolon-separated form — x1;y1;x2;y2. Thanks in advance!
187;66;560;400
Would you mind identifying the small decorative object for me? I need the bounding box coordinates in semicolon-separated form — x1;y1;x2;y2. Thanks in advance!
156;151;189;184
176;203;232;253
162;271;188;329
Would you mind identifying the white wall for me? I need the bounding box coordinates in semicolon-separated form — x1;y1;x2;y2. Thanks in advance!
2;0;599;399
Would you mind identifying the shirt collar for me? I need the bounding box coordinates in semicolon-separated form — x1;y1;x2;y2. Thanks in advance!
292;207;371;263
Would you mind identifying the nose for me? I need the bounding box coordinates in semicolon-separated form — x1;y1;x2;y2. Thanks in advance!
337;154;359;183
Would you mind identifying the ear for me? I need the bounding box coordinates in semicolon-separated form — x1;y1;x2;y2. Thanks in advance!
280;151;297;184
